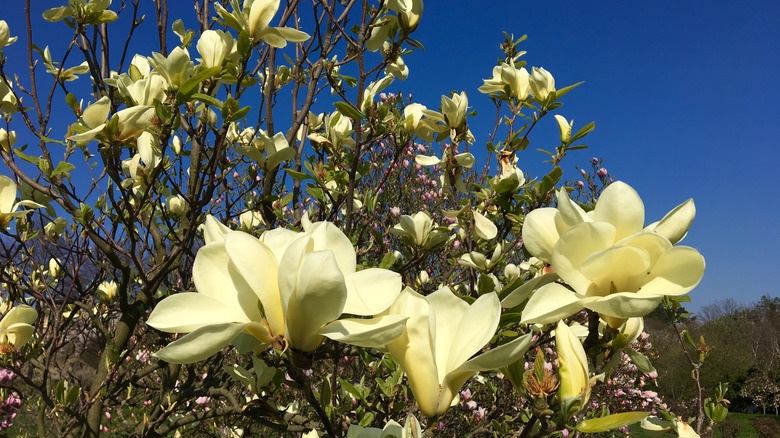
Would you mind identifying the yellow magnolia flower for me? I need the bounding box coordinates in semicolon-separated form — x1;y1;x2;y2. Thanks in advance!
478;62;530;100
0;79;18;114
521;181;705;327
213;0;309;48
97;280;118;302
196;29;236;68
0;175;42;227
0;305;37;353
69;97;155;143
148;47;194;89
529;67;555;101
0;128;16;152
148;218;406;363
556;320;592;411
383;286;531;417
0;20;18;48
389;211;448;248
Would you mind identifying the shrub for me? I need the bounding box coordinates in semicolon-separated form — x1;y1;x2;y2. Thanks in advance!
751;417;779;438
716;416;742;438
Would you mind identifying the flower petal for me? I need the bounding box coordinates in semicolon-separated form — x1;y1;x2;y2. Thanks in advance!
440;333;533;416
522;208;560;263
579;244;650;295
285;250;347;351
153;322;248;364
318;315;407;348
384;287;439;417
305;221;357;276
193;240;262;322
501;273;558;308
585;293;663;319
0;175;16;212
147;292;253;333
343;268;402;315
0;305;37;330
551;222;616;293
637;246;705;296
521;283;594;325
224;232;285;336
646;199;695;245
593;181;645;241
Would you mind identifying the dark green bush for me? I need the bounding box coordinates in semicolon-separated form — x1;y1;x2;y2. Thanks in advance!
716;417;742;438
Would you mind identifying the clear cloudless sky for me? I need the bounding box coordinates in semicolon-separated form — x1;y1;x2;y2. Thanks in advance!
2;1;778;315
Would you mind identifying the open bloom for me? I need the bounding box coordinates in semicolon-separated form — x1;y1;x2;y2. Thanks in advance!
389;211;448;249
521;181;705;327
383;287;531;417
0;305;37;353
0;20;18;48
478;62;530;100
69;97;154;143
148;218;406;363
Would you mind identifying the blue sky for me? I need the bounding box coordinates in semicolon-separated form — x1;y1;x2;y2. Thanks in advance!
3;1;778;315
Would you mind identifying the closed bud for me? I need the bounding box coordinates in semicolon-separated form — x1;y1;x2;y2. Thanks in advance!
0;129;16;152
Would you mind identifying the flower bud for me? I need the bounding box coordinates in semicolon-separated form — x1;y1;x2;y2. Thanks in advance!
167;195;188;217
596;168;608;179
529;67;555;102
171;135;182;154
97;281;118;302
0;129;16;152
554;114;572;143
48;258;61;278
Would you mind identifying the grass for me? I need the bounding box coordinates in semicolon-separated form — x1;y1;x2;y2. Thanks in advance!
627;413;780;438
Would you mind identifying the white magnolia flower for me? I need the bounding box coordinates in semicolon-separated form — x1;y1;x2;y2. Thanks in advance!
383;286;532;417
148;218;406;363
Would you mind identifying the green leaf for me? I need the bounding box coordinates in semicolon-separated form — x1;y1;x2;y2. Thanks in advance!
237;30;251;57
284;169;311;180
179;66;223;96
334;101;365;121
40;136;66;146
320;378;332;407
191;93;223;108
52;161;76;177
337;378;364;401
624;347;657;375
553;81;584;101
65;383;81;405
359;411;375;427
571;121;595;142
228;105;251;122
575;411;650;433
65;93;79;114
681;329;696;351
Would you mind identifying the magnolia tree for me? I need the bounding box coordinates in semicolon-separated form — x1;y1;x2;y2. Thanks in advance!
0;0;715;436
